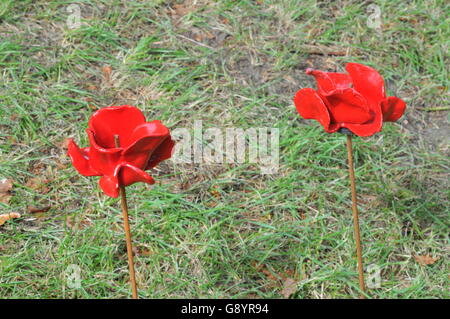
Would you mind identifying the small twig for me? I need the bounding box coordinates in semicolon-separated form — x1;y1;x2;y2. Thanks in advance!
114;135;138;299
346;134;366;299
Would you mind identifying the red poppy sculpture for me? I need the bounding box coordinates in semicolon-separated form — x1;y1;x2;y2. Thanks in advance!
294;62;406;137
67;105;174;299
67;105;174;198
294;62;406;298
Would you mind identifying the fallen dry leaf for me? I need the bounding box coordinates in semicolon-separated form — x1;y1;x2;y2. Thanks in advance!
172;3;195;17
414;254;440;266
0;193;12;204
65;215;92;230
0;178;13;204
25;177;51;194
261;267;277;282
0;213;21;226
102;65;112;78
281;278;298;298
193;30;214;42
252;262;300;294
133;245;154;257
209;185;221;198
101;65;113;87
205;201;218;208
7;135;17;144
298;210;307;220
28;205;51;214
0;178;13;193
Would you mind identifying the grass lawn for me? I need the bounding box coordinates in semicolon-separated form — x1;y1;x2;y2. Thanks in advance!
0;0;448;299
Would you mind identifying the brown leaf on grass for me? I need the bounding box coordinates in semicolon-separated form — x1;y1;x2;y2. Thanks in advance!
0;193;12;204
261;267;277;282
193;30;214;42
0;213;21;226
253;262;298;294
101;65;112;87
252;262;273;279
65;215;75;229
65;215;92;230
173;4;191;16
298;209;307;220
205;200;218;208
0;178;13;204
179;180;191;191
102;65;112;79
0;178;13;193
133;245;154;257
25;177;51;194
28;205;51;214
83;97;97;111
172;2;197;17
358;195;378;206
7;135;17;144
281;278;298;298
414;254;440;266
167;0;201;21
209;185;221;198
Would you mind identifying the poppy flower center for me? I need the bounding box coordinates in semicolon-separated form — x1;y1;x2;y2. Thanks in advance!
88;106;148;149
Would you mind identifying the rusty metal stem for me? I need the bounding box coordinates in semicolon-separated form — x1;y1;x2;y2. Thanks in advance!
346;134;366;298
115;135;138;299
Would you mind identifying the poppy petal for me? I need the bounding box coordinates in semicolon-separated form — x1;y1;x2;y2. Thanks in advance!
146;136;175;169
88;105;146;149
99;175;119;198
345;63;386;108
118;163;155;187
294;88;330;131
322;88;372;124
328;104;383;137
121;121;172;169
123;121;170;155
86;129;122;175
381;96;406;122
306;68;352;95
67;139;100;176
98;163;155;198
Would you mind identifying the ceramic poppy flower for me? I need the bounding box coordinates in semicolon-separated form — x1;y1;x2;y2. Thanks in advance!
67;105;174;198
294;62;406;136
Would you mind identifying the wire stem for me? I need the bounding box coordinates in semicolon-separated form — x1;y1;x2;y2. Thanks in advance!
346;134;366;298
115;135;138;299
